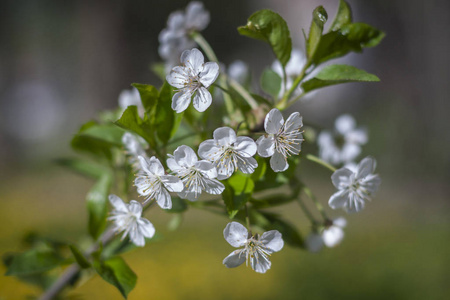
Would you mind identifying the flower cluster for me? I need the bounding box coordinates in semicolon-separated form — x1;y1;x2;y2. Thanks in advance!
159;1;210;71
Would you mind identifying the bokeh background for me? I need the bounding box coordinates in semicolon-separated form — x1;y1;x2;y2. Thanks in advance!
1;0;449;299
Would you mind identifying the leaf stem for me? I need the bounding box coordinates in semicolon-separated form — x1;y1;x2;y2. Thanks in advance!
305;154;337;172
245;204;252;236
226;75;259;110
296;197;318;225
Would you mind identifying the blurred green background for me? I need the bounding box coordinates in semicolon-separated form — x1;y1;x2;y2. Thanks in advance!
0;0;449;299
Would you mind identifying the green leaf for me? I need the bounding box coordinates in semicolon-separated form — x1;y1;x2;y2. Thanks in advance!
131;83;158;115
5;248;64;276
251;156;267;182
223;173;255;219
154;82;180;144
238;9;292;66
307;6;328;59
115;106;156;148
69;245;91;269
87;174;112;240
301;64;380;93
260;68;282;98
56;158;109;179
330;0;352;31
312;23;385;65
94;257;137;299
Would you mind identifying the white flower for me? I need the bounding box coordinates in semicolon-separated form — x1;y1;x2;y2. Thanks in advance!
198;127;258;180
329;156;381;213
108;195;155;247
305;217;347;253
158;2;210;71
166;48;219;113
318;114;368;165
135;156;184;209
228;60;249;85
167;145;225;201
223;222;284;274
122;133;148;170
118;88;144;117
256;108;304;172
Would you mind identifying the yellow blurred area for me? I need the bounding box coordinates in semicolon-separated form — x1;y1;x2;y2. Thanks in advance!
1;168;449;299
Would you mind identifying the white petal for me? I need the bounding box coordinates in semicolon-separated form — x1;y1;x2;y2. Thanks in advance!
346;128;368;144
129;227;145;247
167;157;182;172
305;233;324;253
199;62;219;88
284;112;303;133
335;114;356;134
251;253;271;273
156;188;172;209
193;87;212;112
128;200;143;217
340;143;361;163
166;11;185;31
185;1;210;31
166;66;189;89
322;226;344;247
264;109;284;134
223;250;246;268
161;175;184;192
237;156;258;174
204;178;225;195
108;194;127;212
213;127;237;146
216;164;235;180
234;136;257;157
331;168;353;189
174;145;198;168
328;190;350;210
138;218;155;239
223;222;248;247
178;189;201;201
181;48;204;75
171;91;192;113
270;151;288;172
198;139;221;161
361;174;381;194
356;156;376;180
333;217;347;228
148;156;165;176
260;230;284;252
195;160;217;178
256;135;275;157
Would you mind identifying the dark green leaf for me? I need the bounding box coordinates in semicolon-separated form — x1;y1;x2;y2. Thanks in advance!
131;83;158;115
301;64;380;93
330;0;352;31
238;9;292;66
5;248;64;276
307;6;328;59
56;158;109;179
87;174;112;240
71;121;117;161
115;106;156;148
312;23;385;65
260;68;282;98
94;257;137;299
154;82;180;144
69;245;91;269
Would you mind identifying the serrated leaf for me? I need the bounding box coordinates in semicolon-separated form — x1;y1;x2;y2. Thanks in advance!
301;64;379;93
307;6;328;59
312;23;385;65
155;82;180;144
238;9;292;66
71;121;117;161
56;158;108;179
87;174;112;240
5;248;64;276
131;83;158;116
115;106;156;148
69;245;91;269
330;0;352;31
260;68;282;98
94;257;137;299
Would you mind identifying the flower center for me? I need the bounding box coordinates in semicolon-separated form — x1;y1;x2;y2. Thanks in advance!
275;127;303;158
